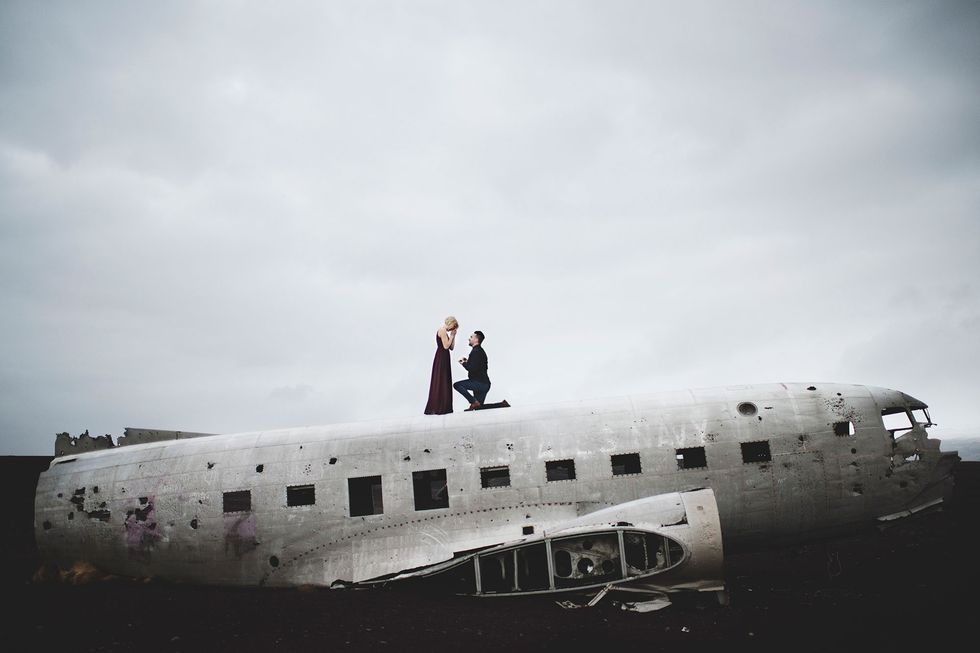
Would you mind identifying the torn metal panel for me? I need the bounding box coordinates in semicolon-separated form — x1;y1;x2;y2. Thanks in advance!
892;424;940;466
118;428;218;447
53;427;219;457
878;451;959;521
54;431;115;457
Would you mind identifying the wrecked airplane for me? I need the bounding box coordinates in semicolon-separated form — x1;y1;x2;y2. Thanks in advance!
34;382;958;609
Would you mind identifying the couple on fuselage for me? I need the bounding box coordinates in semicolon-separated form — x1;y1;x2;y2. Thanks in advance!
423;316;491;415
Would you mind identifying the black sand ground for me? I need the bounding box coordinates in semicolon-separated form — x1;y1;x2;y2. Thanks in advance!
3;456;976;651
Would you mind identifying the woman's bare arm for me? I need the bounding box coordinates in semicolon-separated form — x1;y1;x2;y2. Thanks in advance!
439;326;452;349
448;328;456;350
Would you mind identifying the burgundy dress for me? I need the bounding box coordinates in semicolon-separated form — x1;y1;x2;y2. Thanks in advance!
424;333;453;414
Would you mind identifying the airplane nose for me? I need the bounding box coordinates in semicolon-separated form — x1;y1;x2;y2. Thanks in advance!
900;392;928;411
867;385;928;412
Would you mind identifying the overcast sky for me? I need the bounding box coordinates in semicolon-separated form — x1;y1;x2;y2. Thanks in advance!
1;1;978;457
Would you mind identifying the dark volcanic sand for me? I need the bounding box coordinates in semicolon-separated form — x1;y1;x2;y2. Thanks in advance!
3;458;977;651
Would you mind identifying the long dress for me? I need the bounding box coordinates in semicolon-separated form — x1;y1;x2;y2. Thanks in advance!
424;333;453;414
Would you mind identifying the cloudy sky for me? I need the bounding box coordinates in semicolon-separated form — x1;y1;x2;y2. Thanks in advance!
1;1;978;457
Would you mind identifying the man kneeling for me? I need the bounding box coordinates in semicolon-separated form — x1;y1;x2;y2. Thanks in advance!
454;330;490;411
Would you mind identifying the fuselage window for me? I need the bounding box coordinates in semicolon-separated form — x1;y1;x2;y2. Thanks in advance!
223;490;252;513
481;466;511;488
286;484;316;507
833;421;855;437
546;459;576;482
611;453;642;475
740;441;772;463
675;447;707;469
413;469;449;510
348;475;384;516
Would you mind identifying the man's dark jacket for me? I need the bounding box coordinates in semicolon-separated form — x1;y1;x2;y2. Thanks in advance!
463;345;490;384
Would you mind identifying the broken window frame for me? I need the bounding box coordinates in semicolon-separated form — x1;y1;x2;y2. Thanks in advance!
740;440;772;464
286;484;316;507
413;468;450;511
911;408;933;427
675;447;707;470
881;407;914;437
222;489;252;513
551;531;623;589
545;459;576;482
480;465;511;489
623;530;684;576
467;528;687;596
611;453;642;476
348;475;384;517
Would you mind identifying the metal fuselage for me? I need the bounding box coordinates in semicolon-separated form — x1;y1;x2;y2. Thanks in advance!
34;382;953;587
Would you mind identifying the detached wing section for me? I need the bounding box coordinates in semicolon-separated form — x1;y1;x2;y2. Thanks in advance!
363;489;724;597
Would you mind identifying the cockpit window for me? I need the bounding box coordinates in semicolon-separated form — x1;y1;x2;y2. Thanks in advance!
881;408;913;435
911;408;932;426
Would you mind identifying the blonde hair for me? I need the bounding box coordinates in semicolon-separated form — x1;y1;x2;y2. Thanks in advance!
444;315;458;330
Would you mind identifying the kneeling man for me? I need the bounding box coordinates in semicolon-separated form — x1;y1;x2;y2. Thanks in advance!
454;330;490;410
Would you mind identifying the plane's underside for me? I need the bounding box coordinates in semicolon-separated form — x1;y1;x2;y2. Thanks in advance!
34;382;957;607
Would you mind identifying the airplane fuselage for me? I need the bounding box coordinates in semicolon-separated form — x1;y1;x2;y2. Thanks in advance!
34;382;953;588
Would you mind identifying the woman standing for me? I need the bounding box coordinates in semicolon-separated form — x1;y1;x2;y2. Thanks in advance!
424;316;457;414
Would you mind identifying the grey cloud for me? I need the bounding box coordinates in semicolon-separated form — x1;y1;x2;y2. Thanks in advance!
1;1;978;454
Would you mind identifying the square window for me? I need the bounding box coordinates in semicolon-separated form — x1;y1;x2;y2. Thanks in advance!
741;441;772;463
223;490;251;513
675;447;707;470
481;466;511;488
348;476;384;516
413;469;449;510
546;459;576;482
611;453;642;475
287;484;316;507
